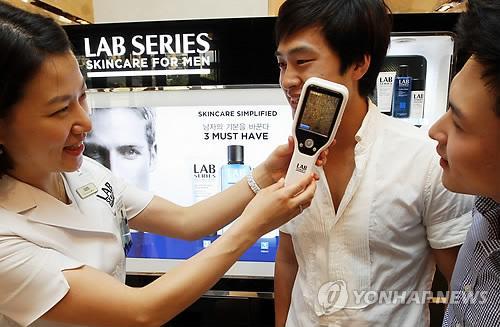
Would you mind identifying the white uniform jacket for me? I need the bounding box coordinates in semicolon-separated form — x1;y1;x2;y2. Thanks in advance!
0;157;153;327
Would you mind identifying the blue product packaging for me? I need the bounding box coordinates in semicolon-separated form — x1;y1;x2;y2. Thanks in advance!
392;64;412;118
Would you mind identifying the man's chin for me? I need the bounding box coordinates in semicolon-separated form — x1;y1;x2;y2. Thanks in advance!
441;173;460;193
442;174;474;196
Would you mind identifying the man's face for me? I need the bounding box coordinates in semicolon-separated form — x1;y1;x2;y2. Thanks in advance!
84;108;155;190
429;57;500;201
275;26;355;116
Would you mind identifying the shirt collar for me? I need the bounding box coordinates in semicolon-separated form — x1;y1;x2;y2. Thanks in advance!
475;196;500;239
0;171;117;235
354;100;379;145
0;174;37;213
475;196;500;215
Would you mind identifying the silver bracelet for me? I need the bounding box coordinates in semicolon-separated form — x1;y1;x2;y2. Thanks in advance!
246;171;262;194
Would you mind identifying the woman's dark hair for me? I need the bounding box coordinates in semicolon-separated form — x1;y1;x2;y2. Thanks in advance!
0;2;72;176
275;0;392;97
455;0;500;116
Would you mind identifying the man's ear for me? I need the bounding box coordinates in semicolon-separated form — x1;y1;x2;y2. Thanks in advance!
351;54;371;81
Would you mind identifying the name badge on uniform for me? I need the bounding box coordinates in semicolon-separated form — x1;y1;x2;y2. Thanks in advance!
116;200;132;254
76;183;98;199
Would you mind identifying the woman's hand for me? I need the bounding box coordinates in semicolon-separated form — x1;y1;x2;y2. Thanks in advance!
235;173;317;238
256;136;330;187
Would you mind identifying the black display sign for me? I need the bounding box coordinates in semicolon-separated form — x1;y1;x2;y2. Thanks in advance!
64;14;459;89
64;17;280;89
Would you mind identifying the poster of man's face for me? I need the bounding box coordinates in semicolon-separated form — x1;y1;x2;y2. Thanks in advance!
83;89;292;264
84;107;157;190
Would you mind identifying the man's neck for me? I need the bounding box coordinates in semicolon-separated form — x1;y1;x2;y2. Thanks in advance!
330;95;369;152
320;95;369;210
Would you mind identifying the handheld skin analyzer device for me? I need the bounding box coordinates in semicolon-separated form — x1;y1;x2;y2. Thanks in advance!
284;77;349;185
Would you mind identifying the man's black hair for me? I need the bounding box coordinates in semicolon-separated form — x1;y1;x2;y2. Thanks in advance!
456;0;500;116
275;0;392;97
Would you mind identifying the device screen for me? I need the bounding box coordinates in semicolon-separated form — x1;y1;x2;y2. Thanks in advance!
298;87;341;137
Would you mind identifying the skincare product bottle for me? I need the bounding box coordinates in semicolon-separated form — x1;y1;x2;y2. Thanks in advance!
392;65;412;118
376;71;397;114
220;145;251;191
410;78;425;125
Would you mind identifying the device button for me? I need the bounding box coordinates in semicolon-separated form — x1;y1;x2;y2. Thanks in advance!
305;139;314;148
299;142;304;148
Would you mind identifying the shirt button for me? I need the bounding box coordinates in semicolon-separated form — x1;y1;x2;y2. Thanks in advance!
463;284;472;292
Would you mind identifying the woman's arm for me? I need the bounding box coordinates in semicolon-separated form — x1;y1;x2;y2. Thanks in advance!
130;137;327;240
129;160;275;240
43;174;316;327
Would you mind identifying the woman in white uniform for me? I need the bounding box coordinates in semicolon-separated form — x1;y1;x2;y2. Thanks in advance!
0;3;321;326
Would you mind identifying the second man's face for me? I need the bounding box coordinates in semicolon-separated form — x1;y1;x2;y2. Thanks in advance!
429;57;500;201
275;26;354;115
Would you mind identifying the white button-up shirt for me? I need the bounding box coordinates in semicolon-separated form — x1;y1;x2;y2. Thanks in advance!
0;157;153;327
281;103;473;327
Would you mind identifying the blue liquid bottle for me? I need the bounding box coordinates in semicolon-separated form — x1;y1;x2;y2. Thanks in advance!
392;64;412;118
220;145;251;191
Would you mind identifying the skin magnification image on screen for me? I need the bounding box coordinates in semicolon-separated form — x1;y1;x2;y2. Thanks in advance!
300;91;339;137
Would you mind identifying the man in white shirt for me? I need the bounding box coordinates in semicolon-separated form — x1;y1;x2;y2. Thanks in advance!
273;0;473;326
